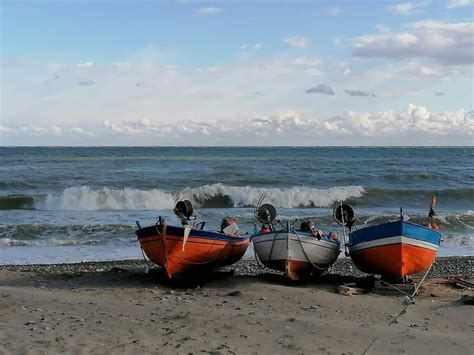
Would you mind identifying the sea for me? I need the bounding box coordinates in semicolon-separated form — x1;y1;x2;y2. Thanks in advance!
0;146;473;265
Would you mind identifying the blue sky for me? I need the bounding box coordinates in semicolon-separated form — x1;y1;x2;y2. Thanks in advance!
1;0;473;145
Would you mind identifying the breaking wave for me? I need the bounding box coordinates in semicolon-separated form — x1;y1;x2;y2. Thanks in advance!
0;184;365;211
39;186;175;211
1;184;472;212
178;184;365;208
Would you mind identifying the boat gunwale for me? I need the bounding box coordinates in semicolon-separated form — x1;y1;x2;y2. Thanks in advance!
251;229;340;246
136;224;250;243
348;220;441;247
139;235;250;247
348;235;440;254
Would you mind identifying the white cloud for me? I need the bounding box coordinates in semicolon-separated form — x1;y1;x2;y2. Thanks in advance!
16;125;63;136
389;2;425;15
0;126;15;133
3;106;472;145
446;0;473;8
197;7;222;14
282;36;310;48
352;20;474;65
77;61;94;68
292;57;322;75
2;51;471;146
240;43;263;51
345;60;465;82
325;105;473;136
419;65;441;76
71;127;94;136
294;57;321;66
98;105;473;140
375;24;391;33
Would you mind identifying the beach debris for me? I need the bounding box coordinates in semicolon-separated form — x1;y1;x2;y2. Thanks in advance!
226;290;241;297
459;295;474;305
447;276;473;289
338;283;369;296
301;304;319;311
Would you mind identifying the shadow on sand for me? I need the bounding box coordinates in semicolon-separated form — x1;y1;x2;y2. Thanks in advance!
15;265;375;294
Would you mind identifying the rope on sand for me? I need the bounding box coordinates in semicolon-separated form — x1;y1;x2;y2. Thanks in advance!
379;262;434;304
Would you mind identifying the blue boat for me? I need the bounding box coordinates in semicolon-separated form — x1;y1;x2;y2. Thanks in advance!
348;220;441;277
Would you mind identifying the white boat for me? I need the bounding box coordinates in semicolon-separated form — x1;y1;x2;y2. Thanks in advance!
251;200;340;280
252;226;340;280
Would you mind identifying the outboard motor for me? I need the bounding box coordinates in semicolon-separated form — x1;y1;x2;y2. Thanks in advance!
333;203;356;231
333;202;356;256
254;199;277;232
173;200;195;225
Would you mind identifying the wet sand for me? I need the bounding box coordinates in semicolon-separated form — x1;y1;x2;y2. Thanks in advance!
1;257;473;354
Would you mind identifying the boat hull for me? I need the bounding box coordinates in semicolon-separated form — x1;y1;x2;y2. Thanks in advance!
348;221;441;277
136;224;250;278
252;230;340;280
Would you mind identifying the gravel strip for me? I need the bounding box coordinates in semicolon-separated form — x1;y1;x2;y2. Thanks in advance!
1;256;472;279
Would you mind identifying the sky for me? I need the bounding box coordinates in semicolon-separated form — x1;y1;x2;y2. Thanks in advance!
0;0;473;146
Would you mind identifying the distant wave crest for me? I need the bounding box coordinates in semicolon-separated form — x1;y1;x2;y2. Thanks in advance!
0;184;365;211
178;183;365;208
39;186;175;211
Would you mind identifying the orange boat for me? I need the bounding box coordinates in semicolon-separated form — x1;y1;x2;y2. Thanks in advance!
347;220;440;277
136;201;250;278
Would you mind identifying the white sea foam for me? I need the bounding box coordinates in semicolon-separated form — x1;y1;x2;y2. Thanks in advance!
179;183;365;208
36;184;365;211
39;186;175;211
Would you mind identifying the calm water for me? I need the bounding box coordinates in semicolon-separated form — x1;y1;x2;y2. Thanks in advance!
0;147;473;264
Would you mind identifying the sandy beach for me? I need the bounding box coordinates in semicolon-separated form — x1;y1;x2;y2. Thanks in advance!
1;257;473;354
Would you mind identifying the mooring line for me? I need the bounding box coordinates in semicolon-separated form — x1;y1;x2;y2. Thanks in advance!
362;336;378;355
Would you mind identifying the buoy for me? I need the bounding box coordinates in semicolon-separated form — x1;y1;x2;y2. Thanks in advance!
332;232;338;240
